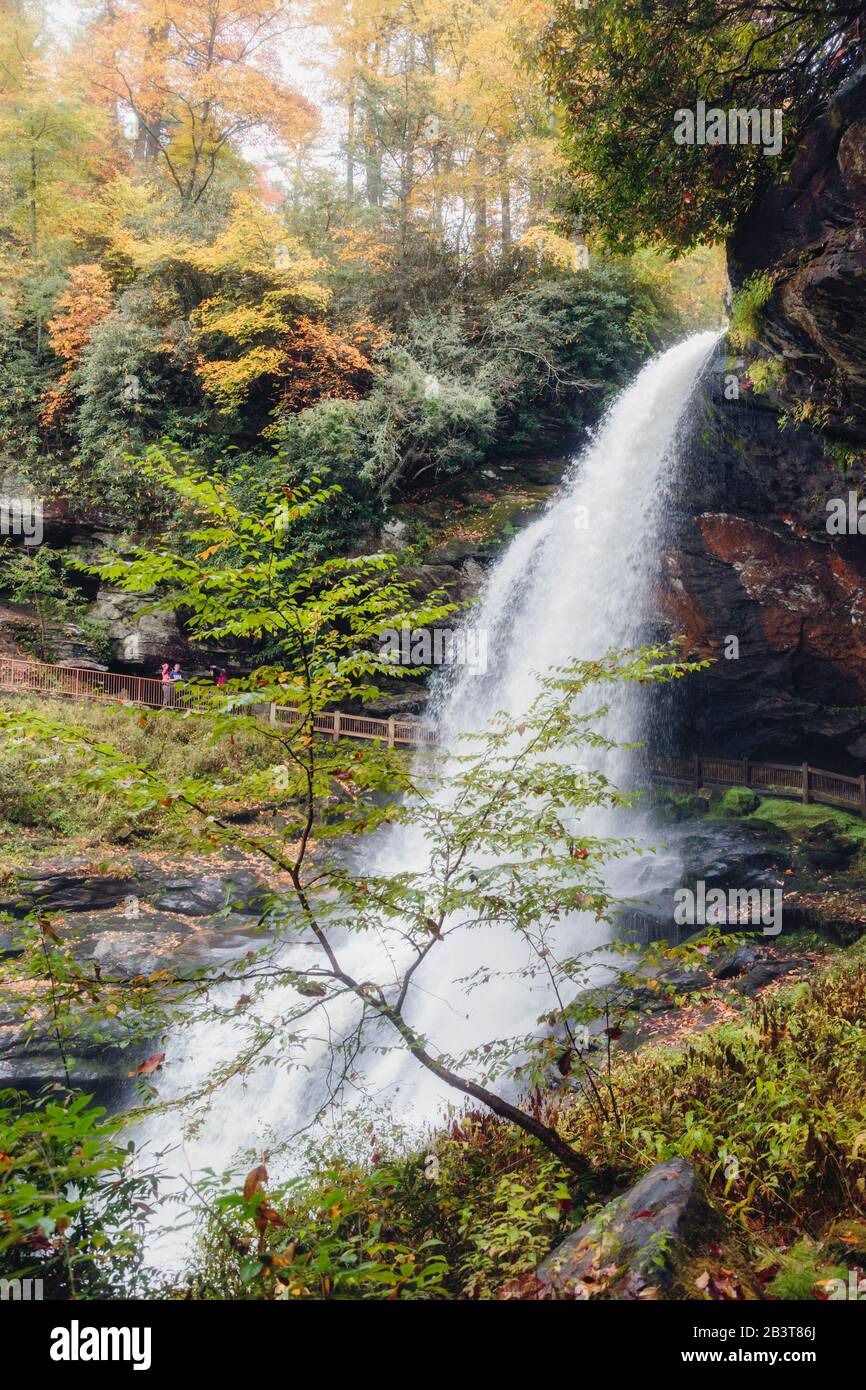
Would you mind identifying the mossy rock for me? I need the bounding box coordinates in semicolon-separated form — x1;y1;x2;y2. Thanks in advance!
649;791;711;822
798;821;858;869
748;798;866;839
719;786;761;817
535;1157;761;1300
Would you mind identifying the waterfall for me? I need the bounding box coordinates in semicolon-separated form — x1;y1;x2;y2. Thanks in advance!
139;332;718;1264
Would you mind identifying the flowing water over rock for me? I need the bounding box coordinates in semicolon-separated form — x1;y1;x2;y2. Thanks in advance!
139;332;719;1264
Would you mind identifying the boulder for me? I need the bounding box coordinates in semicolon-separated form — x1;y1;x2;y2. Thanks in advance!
712;945;759;980
798;822;858;870
0;865;135;917
61;911;197;978
0;1000;154;1094
0;859;274;921
735;956;811;997
89;588;184;668
147;876;231;917
719;787;760;818
534;1157;760;1300
659;965;712;994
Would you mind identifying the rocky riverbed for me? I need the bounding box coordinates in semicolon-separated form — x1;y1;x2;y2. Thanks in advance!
5;793;865;1107
0;852;287;1101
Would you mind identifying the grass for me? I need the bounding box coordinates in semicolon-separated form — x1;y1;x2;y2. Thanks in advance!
729;270;776;350
0;695;280;866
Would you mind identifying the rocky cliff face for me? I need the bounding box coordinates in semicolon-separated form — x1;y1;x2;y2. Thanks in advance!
658;68;866;767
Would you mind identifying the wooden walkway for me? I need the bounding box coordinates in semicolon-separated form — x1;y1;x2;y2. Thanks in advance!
0;654;438;749
2;657;865;814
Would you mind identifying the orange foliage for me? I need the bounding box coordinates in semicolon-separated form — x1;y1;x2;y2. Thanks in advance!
275;316;386;413
39;264;114;429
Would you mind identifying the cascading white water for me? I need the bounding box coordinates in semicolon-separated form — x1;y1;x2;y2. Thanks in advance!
140;332;718;1263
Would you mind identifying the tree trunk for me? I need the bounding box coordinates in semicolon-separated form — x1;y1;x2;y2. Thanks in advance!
29;147;42;358
378;996;590;1177
474;150;488;269
346;92;355;198
499;145;512;251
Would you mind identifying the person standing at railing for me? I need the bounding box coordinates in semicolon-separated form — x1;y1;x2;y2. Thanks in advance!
168;662;183;706
160;662;172;707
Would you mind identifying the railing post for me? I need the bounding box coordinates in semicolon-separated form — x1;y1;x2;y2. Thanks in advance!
333;711;340;745
269;702;277;726
742;756;749;786
387;716;396;749
859;775;866;820
802;762;810;805
693;754;701;791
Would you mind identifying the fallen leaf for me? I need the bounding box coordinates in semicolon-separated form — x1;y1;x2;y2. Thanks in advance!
128;1053;165;1078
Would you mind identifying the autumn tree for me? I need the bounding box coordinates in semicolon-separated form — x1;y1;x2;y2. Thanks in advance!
315;0;561;279
83;0;318;208
39;263;114;427
99;187;381;419
0;0;109;353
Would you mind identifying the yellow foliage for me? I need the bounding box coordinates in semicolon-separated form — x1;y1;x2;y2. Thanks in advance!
185;194;328;294
196;348;286;410
632;245;727;332
517;224;588;273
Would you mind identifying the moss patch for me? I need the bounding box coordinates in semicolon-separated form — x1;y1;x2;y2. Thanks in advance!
746;797;866;840
719;786;760;816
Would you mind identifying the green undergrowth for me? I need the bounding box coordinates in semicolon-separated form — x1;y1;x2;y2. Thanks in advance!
651;787;866;835
651;789;866;874
186;942;866;1300
6;940;865;1300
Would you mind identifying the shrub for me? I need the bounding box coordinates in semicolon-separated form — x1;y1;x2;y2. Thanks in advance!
267;267;676;524
729;272;776;351
357;346;497;495
568;957;866;1233
544;1;858;251
72;291;203;521
0;1088;155;1298
260;399;381;555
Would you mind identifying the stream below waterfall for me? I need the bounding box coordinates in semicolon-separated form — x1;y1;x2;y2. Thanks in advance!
138;331;721;1267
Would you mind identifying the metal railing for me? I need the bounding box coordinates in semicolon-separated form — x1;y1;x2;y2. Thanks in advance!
2;657;865;808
